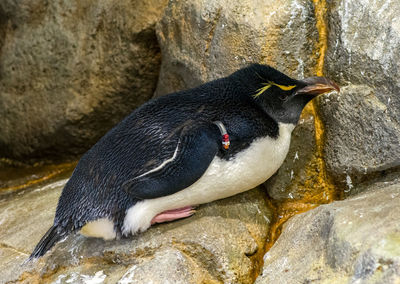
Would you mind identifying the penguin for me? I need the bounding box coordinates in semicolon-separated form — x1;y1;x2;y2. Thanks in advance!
29;64;339;259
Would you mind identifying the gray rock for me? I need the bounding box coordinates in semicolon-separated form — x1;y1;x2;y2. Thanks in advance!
0;177;272;284
0;0;168;160
352;172;400;197
0;179;66;254
318;85;400;195
325;0;400;99
0;178;66;284
154;0;319;97
0;247;28;284
320;0;400;190
266;113;318;201
256;181;400;284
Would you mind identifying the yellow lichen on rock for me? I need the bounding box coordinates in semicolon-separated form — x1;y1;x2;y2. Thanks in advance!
303;0;338;203
264;0;340;258
312;0;328;77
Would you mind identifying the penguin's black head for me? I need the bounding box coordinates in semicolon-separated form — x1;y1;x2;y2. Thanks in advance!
233;64;340;124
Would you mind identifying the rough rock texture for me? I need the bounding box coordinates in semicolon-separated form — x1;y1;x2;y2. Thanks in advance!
325;0;400;94
154;0;319;97
0;0;168;160
0;179;67;283
318;85;400;195
2;0;400;283
256;180;400;284
265;113;320;201
0;178;272;284
319;0;400;191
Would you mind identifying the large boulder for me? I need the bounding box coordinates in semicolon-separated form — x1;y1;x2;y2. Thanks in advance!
324;0;400;92
319;0;400;193
154;0;319;97
318;85;400;195
256;179;400;283
0;0;168;161
0;177;272;284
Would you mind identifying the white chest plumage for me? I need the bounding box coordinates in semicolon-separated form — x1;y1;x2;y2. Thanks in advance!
122;122;296;235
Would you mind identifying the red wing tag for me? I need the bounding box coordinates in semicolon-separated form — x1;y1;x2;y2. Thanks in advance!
222;134;230;150
213;121;230;151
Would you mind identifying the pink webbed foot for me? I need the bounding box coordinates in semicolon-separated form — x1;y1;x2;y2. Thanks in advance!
151;206;196;225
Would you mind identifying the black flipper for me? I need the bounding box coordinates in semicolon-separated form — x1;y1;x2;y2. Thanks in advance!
122;122;221;199
28;225;66;260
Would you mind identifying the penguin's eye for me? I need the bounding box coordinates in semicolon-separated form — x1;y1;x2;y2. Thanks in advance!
280;94;289;102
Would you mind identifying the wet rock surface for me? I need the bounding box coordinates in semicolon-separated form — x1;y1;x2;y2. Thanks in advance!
256;180;400;284
0;0;168;160
0;178;272;284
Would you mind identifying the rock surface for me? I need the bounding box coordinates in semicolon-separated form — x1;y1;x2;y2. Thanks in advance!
256;179;400;284
265;113;319;201
325;0;400;95
154;0;319;97
318;85;400;195
1;0;400;283
0;178;67;283
0;0;168;160
0;178;272;284
320;0;400;191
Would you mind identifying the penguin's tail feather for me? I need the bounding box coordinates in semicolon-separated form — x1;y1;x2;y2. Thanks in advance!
28;225;66;261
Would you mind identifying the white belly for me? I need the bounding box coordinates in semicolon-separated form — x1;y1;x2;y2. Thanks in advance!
122;123;295;235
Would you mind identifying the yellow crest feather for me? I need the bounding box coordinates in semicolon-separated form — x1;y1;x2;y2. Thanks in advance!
253;81;297;98
253;83;272;98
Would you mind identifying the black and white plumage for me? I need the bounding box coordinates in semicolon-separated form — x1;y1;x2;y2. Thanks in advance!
30;64;339;259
